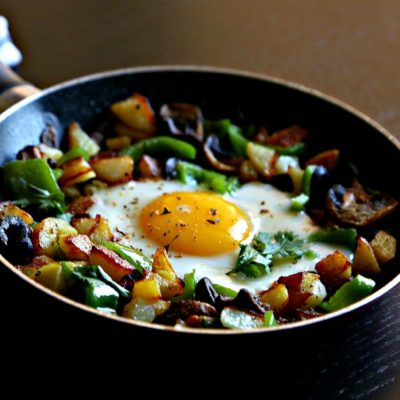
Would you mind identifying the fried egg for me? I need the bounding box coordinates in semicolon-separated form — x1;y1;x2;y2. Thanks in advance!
88;180;347;293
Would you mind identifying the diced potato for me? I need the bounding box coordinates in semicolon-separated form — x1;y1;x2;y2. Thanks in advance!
18;255;55;277
32;218;77;258
59;234;93;261
315;250;352;287
111;93;156;134
59;156;96;187
106;136;131;151
352;236;381;276
278;272;327;311
133;277;162;302
90;156;133;185
67;195;95;214
38;144;63;161
0;202;34;225
288;167;304;195
305;149;340;170
34;262;69;293
246;142;277;178
239;160;258;182
371;230;397;264
138;155;161;179
123;297;170;322
89;244;134;281
114;123;155;141
259;282;289;314
151;248;183;299
68;122;100;157
71;214;113;243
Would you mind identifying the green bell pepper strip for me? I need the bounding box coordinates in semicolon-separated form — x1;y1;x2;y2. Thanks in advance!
291;193;310;211
2;158;66;213
266;142;307;156
172;270;196;302
320;274;376;312
176;160;239;194
302;165;317;196
57;148;90;166
290;165;316;211
308;227;358;250
204;119;248;156
120;136;196;162
100;241;152;276
264;310;278;327
213;283;238;298
61;263;130;311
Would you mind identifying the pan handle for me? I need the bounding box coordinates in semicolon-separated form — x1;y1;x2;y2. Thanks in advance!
0;61;40;112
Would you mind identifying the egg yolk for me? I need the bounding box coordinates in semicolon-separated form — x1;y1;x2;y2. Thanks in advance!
139;191;251;256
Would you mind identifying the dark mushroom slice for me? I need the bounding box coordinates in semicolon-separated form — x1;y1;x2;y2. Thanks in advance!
17;145;42;160
326;180;398;227
160;103;204;142
154;299;218;326
203;135;240;172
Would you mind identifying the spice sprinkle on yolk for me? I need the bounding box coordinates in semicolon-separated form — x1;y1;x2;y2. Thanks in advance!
139;191;251;256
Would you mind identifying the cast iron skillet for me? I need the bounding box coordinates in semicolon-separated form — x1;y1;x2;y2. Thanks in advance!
0;63;399;343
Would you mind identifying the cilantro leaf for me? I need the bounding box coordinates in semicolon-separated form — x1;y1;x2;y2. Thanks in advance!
227;230;310;279
227;244;271;278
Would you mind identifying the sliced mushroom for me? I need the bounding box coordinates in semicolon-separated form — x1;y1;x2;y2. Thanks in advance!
203;134;242;172
326;180;398;227
160;103;204;141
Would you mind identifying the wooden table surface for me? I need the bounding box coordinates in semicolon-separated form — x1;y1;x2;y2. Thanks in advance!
0;1;399;398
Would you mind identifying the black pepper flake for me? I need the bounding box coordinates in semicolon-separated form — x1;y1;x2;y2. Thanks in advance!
260;201;266;206
161;207;171;215
206;219;220;225
209;208;217;216
116;228;127;235
260;209;269;214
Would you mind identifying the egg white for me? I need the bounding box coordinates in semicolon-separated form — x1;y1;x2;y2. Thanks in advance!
88;180;349;293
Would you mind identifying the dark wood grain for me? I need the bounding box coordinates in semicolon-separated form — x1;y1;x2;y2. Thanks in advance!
0;1;399;398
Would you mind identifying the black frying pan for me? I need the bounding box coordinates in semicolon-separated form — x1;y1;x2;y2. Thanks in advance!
0;62;399;350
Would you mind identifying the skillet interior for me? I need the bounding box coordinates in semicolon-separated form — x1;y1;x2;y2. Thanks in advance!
0;66;399;345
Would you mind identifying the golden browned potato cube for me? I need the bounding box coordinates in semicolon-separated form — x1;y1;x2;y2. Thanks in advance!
59;234;93;261
34;262;69;294
279;272;327;311
315;250;352;287
90;156;133;185
89;244;134;281
32;218;77;258
133;277;162;302
67;195;95;214
111;93;156;134
371;230;397;264
106;136;131;151
353;236;381;275
246;142;277;178
151;248;183;299
259;282;289;314
68;122;100;156
123;297;170;322
59;156;96;187
0;202;34;225
138;155;161;179
71;214;114;243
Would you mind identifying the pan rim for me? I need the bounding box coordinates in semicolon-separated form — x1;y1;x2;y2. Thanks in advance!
0;64;399;336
